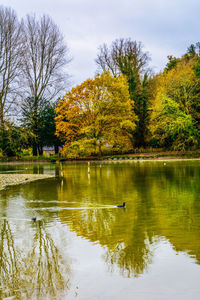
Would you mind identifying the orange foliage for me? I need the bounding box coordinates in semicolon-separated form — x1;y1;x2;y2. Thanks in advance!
55;72;136;157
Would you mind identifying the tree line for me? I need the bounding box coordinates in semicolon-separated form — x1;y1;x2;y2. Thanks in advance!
56;39;200;158
0;6;70;156
1;5;200;157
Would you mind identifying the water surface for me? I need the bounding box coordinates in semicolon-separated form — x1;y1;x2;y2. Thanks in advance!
0;160;200;299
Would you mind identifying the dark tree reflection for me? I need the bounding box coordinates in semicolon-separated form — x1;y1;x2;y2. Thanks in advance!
0;220;22;299
0;220;71;299
58;161;200;277
104;239;152;278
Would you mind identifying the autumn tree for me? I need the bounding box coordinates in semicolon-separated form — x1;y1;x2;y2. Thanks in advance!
96;38;151;147
149;57;200;150
149;97;198;150
55;72;137;157
163;59;200;126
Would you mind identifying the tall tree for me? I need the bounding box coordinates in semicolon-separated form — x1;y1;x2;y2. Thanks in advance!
0;7;22;130
149;56;200;150
149;97;199;150
20;14;71;155
21;96;48;155
21;14;70;100
96;38;151;147
40;104;61;154
56;72;136;157
21;98;60;156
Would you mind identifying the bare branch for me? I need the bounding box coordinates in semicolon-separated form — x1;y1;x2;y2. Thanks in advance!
21;14;71;102
0;6;23;127
96;38;150;78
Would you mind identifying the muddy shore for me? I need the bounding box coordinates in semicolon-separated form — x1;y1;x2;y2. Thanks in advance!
0;174;54;190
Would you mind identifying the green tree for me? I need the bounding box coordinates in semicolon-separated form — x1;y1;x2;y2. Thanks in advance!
0;122;31;156
96;38;151;147
149;97;199;150
165;56;180;72
40;104;61;154
149;55;200;149
21;97;60;156
187;44;196;56
21;96;48;155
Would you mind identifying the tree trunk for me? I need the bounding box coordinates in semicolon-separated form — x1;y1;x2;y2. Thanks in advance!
54;144;59;154
32;142;38;156
0;106;4;131
38;145;43;156
98;142;102;157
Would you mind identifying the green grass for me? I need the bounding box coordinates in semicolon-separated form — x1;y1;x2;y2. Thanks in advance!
0;155;59;163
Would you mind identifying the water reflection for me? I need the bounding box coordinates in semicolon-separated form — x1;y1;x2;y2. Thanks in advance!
0;163;57;175
57;161;200;277
0;219;71;299
1;161;200;295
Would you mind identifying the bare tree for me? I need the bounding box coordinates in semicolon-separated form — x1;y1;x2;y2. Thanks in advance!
96;43;119;76
20;14;71;155
0;7;23;129
21;14;71;101
96;38;150;78
96;38;151;147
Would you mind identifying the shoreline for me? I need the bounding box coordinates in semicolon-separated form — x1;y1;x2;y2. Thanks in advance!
1;152;200;165
0;156;199;190
1;149;200;164
0;174;54;191
0;154;200;166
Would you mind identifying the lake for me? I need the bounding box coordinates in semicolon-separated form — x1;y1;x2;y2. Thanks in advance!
0;160;200;299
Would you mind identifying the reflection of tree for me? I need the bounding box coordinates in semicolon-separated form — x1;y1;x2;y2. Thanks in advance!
58;161;200;277
104;233;152;278
0;220;71;299
19;177;62;221
58;163;158;278
0;220;22;299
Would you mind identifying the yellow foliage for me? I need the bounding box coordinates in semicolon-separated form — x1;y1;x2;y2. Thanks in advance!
149;58;200;149
56;72;136;157
151;59;199;115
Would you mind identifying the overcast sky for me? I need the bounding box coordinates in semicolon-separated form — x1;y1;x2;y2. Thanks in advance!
3;0;200;88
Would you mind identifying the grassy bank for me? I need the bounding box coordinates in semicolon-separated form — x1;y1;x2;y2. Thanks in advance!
0;155;59;163
102;151;200;160
1;150;200;163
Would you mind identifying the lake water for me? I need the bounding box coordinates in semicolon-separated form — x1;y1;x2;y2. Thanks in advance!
0;160;200;299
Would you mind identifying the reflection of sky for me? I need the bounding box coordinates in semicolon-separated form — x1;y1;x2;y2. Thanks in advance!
4;0;200;86
1;161;200;298
67;237;200;300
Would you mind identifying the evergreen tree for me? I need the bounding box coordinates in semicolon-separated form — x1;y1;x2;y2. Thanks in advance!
96;38;151;147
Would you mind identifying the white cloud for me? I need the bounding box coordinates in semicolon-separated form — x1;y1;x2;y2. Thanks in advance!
4;0;200;87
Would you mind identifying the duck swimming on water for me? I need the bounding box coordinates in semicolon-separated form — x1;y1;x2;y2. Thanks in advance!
117;202;126;208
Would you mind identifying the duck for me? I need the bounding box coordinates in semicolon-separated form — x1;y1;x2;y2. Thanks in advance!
117;202;126;208
31;217;37;221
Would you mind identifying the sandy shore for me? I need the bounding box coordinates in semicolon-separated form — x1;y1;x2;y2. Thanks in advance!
0;174;54;190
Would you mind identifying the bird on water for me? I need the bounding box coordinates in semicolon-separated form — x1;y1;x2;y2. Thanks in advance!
31;217;37;221
117;202;126;208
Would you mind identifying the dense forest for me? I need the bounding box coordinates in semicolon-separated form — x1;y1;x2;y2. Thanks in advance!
1;6;200;158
